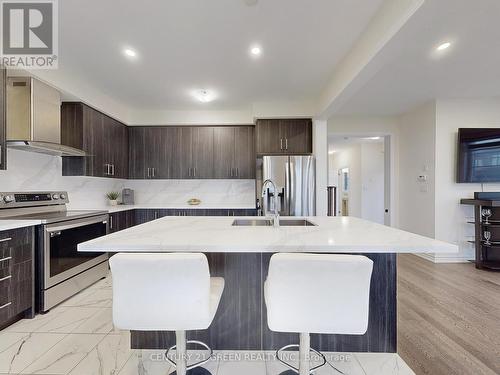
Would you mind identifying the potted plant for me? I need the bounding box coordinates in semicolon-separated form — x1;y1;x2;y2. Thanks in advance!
106;191;120;206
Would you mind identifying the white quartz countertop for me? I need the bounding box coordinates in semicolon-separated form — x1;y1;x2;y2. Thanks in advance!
78;216;458;254
0;219;42;231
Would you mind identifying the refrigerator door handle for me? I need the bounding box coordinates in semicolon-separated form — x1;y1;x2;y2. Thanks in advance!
285;158;291;216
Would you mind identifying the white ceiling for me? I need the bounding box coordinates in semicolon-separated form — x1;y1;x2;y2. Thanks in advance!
336;0;500;115
58;0;384;112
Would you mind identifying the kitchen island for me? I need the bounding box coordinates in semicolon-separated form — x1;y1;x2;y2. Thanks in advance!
79;216;457;353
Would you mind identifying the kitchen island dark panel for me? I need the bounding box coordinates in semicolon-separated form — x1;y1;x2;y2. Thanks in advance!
131;252;396;353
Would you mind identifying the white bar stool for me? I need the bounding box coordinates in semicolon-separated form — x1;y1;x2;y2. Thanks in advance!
264;253;373;375
110;253;224;375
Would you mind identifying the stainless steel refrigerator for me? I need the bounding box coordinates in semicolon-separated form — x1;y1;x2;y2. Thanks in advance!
257;155;315;216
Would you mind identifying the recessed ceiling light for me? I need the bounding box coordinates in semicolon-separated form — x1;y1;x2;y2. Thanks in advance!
123;48;137;58
250;46;262;57
436;42;451;51
192;89;216;103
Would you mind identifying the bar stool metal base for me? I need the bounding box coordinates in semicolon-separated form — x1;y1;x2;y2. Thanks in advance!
170;368;213;375
276;343;327;375
166;333;214;375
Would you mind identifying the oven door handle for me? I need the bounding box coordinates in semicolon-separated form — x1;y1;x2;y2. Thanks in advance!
45;215;109;233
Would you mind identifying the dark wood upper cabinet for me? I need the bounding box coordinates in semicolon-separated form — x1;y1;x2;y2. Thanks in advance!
214;127;235;178
129;125;254;180
0;66;6;170
61;102;128;178
191;127;214;178
256;118;312;155
214;126;255;179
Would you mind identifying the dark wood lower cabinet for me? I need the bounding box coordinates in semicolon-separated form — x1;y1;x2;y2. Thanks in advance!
112;208;258;231
109;210;136;233
0;227;35;328
134;208;257;226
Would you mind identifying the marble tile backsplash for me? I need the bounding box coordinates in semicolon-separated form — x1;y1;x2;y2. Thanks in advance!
0;149;256;209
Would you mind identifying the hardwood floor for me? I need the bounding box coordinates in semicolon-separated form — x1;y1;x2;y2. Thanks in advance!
397;254;500;375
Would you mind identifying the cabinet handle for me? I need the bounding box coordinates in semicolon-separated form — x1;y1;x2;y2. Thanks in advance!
110;216;113;229
147;167;150;178
280;138;283;150
0;275;12;282
0;256;12;262
188;168;191;177
0;237;12;243
0;144;2;166
285;138;288;150
152;168;156;178
111;164;115;176
0;302;11;310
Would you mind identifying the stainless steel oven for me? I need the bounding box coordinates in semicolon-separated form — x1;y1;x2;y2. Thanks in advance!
43;215;109;287
0;191;110;312
38;214;109;312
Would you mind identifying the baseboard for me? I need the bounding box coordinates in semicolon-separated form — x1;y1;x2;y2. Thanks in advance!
415;253;473;264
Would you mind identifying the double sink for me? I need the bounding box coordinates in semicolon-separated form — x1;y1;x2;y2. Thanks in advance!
232;218;316;227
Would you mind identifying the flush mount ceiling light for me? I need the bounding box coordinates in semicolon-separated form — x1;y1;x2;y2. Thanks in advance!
192;89;216;103
243;0;258;6
123;48;137;58
436;42;451;51
250;45;262;57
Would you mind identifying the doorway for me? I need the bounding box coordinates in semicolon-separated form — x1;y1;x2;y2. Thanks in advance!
328;135;390;225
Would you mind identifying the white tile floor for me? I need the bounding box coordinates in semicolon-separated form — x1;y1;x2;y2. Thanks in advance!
0;276;415;375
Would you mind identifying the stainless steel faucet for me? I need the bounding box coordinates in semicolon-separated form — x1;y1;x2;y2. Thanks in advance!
261;179;280;227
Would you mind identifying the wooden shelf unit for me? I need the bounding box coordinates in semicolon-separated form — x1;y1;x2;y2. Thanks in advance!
461;198;500;270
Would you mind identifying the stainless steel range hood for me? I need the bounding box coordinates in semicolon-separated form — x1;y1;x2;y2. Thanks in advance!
6;77;86;157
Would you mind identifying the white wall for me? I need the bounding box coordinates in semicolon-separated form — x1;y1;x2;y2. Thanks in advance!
330;144;362;217
328;115;399;226
329;141;385;223
361;142;385;224
398;101;436;239
0;150;256;209
434;98;500;262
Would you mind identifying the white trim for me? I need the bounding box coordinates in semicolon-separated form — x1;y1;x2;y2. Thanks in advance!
416;253;473;264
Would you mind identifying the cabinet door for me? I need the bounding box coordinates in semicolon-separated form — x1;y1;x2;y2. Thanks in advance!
87;107;106;177
213;127;235;178
109;119;128;179
179;127;194;178
128;127;146;179
162;127;183;179
144;127;162;179
234;126;255;179
280;119;312;154
191;127;214;179
256;119;282;154
118;122;129;178
0;66;6;170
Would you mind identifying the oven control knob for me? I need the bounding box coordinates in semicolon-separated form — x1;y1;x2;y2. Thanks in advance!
60;193;66;200
52;194;60;200
3;195;14;203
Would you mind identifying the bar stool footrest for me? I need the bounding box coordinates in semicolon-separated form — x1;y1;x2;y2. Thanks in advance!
166;340;213;371
276;344;327;374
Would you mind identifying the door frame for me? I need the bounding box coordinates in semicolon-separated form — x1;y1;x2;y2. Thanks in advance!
328;134;395;226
